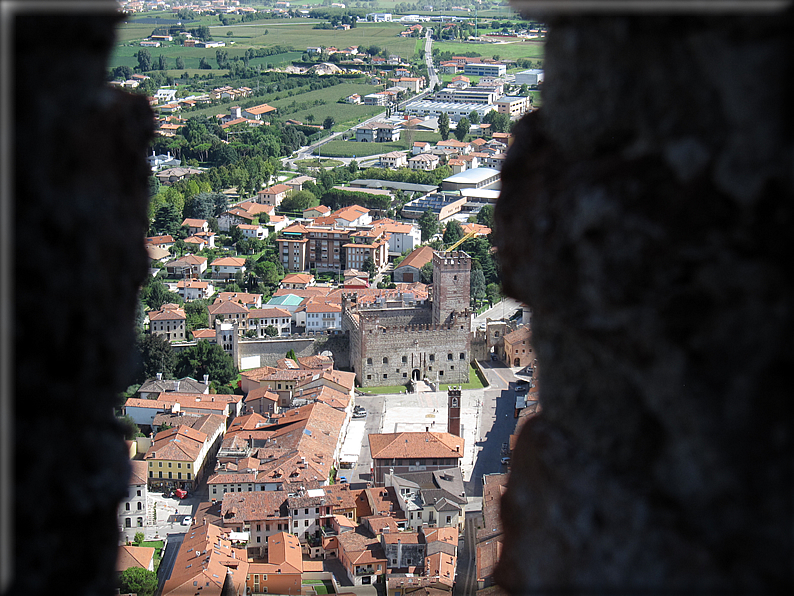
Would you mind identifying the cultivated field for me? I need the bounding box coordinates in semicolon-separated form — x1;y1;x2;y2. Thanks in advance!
433;39;545;63
318;131;443;157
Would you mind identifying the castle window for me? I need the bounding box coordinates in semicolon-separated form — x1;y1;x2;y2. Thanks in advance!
439;370;444;375
402;356;407;363
367;358;372;365
383;374;388;379
429;354;434;361
460;353;465;359
367;375;372;380
403;373;407;378
447;353;453;360
383;357;388;364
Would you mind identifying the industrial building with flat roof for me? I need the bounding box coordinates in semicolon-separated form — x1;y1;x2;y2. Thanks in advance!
404;101;494;121
441;168;502;192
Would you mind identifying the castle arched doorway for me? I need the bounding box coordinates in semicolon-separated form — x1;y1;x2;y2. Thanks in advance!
412;369;421;380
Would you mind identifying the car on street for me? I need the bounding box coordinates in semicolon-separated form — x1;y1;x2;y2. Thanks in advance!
175;488;188;499
181;516;192;526
515;380;529;394
501;457;511;466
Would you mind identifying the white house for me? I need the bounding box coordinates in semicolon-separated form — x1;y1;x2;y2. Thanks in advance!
176;279;214;302
119;460;149;531
246;307;293;337
211;257;246;280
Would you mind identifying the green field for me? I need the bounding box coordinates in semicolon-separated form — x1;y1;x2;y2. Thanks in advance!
433;39;545;63
111;18;423;72
318;131;442;157
440;364;486;391
359;384;410;394
295;158;344;168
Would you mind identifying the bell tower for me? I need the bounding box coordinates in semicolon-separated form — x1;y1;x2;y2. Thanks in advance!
448;387;461;436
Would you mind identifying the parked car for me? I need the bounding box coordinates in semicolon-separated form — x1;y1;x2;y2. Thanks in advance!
500;457;511;466
353;411;367;419
181;516;192;526
338;476;348;483
175;488;188;499
515;380;529;394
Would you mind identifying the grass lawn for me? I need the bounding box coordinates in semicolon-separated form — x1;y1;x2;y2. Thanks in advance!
302;579;335;595
359;384;410;394
440;364;486;391
294;158;344;168
317;131;442;158
140;540;165;571
433;39;545;63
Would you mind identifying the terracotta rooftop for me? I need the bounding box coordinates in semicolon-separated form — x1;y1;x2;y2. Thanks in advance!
369;432;464;460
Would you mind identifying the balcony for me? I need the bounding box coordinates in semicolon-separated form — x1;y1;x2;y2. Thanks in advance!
355;566;374;576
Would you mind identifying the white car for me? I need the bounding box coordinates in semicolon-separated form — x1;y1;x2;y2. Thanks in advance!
181;516;192;526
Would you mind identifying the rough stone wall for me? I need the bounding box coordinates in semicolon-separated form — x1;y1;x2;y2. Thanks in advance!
432;251;472;325
495;11;793;594
12;8;154;596
355;315;471;387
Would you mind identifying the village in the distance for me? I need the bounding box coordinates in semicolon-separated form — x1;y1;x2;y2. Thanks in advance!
113;1;543;595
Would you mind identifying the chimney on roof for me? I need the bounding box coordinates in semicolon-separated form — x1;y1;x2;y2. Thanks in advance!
174;380;179;392
204;374;209;385
156;372;162;381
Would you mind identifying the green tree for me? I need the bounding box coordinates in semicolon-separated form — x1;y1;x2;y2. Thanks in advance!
264;325;278;337
439;111;450;141
176;56;185;69
418;208;438;242
136;333;176;382
519;83;529;96
443;219;463;246
476;204;494;230
486;282;501;307
184;299;210;332
306;113;315;124
468;110;481;125
119;567;158;596
286;349;297;361
133;531;145;545
279;190;317;213
484;110;511;133
151;203;182;237
157;54;168;71
323;116;335;130
136;49;152;72
454;117;470;141
113;65;133;80
118;414;143;440
199;57;212;70
176;340;237;385
420;261;434;284
362;257;376;277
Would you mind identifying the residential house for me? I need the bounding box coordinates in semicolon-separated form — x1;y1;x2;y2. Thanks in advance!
148;303;186;342
138;375;210;400
503;325;533;367
246;306;293;337
368;431;464;485
408;153;440;171
155;167;203;186
246;533;304;594
144;425;217;491
284;175;316;193
356;122;401;142
236;223;267;240
243;386;279;416
347;93;362;104
181;218;209;235
336;529;388;586
277;223;310;272
161;523;249;596
393;245;434;283
301;301;342;331
165;254;208;277
380;151;408;168
119;460;149;531
242;103;277;120
333;205;372;227
117;545;155;572
145;235;175;250
303;204;331;219
217;292;263;309
257;184;290;207
370;219;421;255
280;273;315;290
208;297;250;329
495;95;531;119
344;228;389;273
184;231;216;250
176;278;214;302
386;467;467;532
412;141;431;155
211;256;246;280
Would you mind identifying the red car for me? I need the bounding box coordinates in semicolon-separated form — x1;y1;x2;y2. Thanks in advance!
175;489;188;499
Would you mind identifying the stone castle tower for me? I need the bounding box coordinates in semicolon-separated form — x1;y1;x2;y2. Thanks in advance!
448;387;461;436
432;251;472;325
